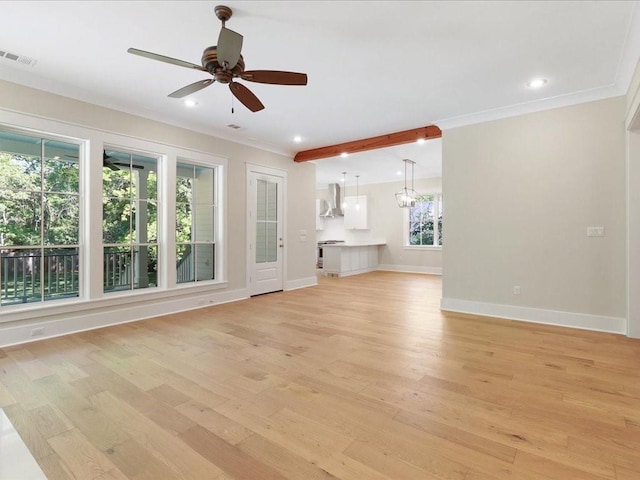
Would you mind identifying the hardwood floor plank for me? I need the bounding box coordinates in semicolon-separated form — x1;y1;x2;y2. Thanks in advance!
393;409;517;463
343;439;442;479
0;355;51;410
238;433;340;480
144;384;191;407
179;424;289;480
513;450;613;480
89;390;227;479
47;428;120;479
34;374;132;452
26;404;73;439
0;377;16;407
615;464;640;480
36;453;76;480
317;454;394;480
176;399;254;445
102;438;182;480
3;403;54;460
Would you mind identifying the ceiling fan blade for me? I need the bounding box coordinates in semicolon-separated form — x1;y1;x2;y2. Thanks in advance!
127;48;206;72
103;152;120;171
103;161;119;171
168;79;215;98
229;82;264;112
217;27;243;69
240;70;308;86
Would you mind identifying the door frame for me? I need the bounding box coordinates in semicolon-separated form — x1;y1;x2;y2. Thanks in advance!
246;163;287;296
627;98;640;338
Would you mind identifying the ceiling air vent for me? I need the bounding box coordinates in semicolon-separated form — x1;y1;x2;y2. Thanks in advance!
0;50;37;66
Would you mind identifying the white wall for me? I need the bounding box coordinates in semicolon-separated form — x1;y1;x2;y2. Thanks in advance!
0;79;316;346
317;177;443;274
442;96;627;333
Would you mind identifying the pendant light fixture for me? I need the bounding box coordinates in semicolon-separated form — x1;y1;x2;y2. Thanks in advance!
395;159;418;207
341;171;347;210
355;175;360;211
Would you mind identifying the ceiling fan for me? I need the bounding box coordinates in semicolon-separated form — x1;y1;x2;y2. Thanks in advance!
65;151;144;171
127;4;308;112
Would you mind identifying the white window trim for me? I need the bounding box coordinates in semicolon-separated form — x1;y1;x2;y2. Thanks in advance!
175;159;219;285
403;193;443;249
0;109;228;322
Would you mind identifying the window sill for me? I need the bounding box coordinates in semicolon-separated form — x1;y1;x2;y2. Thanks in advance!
0;280;229;325
403;245;442;251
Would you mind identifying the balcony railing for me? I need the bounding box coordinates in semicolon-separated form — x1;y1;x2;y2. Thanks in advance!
1;250;80;305
1;247;200;306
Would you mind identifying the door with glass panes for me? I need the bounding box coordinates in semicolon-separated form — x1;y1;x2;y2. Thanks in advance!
247;169;283;295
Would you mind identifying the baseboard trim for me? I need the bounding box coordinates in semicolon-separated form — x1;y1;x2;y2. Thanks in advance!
328;267;378;278
440;297;626;334
0;288;249;348
377;264;442;275
285;276;318;291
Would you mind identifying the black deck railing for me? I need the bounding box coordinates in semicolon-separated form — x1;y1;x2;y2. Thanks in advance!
1;248;197;305
1;251;80;304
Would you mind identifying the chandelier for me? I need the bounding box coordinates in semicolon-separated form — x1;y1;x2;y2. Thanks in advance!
395;159;418;207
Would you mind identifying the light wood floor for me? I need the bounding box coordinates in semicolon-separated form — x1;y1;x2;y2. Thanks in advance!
1;272;640;480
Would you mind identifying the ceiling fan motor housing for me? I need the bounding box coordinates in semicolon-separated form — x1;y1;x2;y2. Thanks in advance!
201;46;245;83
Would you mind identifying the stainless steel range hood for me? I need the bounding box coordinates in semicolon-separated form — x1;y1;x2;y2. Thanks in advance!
320;183;344;217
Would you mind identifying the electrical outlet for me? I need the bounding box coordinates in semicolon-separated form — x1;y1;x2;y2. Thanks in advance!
513;285;521;295
586;226;605;237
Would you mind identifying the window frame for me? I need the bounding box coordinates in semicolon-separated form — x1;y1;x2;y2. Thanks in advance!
0;113;228;322
0;126;84;308
175;159;219;285
102;146;160;294
403;193;443;250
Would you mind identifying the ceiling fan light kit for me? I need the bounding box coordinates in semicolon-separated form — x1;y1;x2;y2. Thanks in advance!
127;4;308;113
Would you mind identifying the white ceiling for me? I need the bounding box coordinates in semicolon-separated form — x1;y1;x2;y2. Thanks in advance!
1;1;639;185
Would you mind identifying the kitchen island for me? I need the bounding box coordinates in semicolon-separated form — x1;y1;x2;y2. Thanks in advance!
322;241;386;277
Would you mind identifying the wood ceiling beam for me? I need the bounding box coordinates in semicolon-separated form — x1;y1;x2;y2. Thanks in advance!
293;125;442;163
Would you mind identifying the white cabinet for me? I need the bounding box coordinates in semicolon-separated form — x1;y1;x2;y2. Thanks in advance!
343;195;369;230
323;244;382;277
315;199;324;231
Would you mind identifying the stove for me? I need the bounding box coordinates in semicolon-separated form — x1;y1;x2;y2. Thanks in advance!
317;240;345;245
316;240;344;268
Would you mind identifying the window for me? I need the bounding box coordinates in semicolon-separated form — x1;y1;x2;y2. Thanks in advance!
407;194;443;247
102;149;158;292
176;162;217;283
0;130;80;306
0;116;227;317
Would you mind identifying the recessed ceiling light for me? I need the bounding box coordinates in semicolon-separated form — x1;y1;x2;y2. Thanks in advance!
396;170;402;176
293;135;302;143
416;138;425;145
341;152;348;158
184;99;198;107
527;78;547;89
